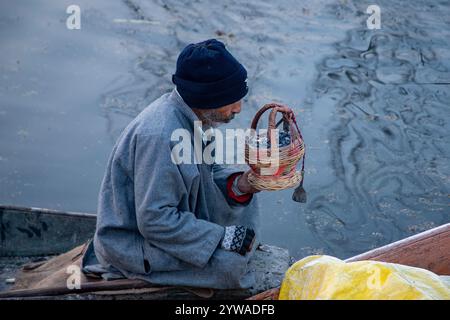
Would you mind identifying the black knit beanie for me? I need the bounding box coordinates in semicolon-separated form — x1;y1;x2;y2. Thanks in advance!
172;39;248;109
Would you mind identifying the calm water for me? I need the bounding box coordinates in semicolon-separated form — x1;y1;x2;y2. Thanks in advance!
0;0;449;259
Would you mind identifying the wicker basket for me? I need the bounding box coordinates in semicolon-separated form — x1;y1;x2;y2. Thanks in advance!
245;103;305;191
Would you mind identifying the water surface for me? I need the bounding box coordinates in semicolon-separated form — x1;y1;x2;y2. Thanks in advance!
0;0;449;259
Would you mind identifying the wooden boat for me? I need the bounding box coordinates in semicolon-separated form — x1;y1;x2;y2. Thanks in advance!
0;204;290;299
0;205;96;257
0;204;448;299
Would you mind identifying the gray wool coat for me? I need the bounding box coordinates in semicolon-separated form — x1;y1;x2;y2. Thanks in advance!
88;89;260;289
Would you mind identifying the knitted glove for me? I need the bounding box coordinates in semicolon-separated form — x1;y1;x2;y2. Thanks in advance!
220;225;255;256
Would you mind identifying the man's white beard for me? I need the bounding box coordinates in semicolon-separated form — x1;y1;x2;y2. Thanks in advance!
197;111;234;129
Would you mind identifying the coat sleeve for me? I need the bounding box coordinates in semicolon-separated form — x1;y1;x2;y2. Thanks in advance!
211;164;253;206
133;133;225;268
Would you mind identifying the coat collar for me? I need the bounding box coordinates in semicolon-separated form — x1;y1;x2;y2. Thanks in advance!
169;88;209;137
169;88;199;124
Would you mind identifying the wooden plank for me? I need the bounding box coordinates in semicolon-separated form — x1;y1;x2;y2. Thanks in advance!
0;205;96;219
0;205;96;256
0;278;158;298
345;223;450;275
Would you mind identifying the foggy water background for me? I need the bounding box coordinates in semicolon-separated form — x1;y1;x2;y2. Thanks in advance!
0;0;449;259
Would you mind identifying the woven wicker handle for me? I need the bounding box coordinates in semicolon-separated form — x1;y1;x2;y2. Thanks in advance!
250;103;296;144
250;103;293;130
268;106;294;130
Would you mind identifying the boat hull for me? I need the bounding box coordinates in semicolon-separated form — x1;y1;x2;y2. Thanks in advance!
0;205;95;257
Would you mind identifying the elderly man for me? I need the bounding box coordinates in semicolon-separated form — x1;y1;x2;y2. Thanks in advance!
85;39;261;289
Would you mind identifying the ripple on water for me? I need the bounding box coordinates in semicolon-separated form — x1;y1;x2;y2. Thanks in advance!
304;0;450;257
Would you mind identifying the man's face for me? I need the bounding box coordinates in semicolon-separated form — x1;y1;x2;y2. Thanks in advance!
194;100;242;127
214;100;242;123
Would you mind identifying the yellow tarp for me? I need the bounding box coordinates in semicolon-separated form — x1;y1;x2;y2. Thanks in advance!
279;255;450;300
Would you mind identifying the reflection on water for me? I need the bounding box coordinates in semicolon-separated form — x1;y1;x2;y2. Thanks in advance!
0;0;449;259
306;0;450;257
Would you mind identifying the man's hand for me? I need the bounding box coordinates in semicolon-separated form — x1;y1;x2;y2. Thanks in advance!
237;170;261;194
